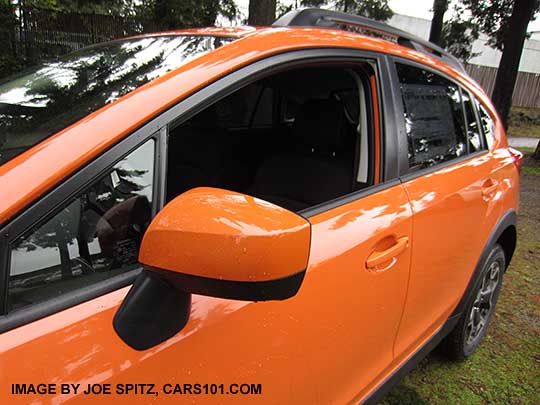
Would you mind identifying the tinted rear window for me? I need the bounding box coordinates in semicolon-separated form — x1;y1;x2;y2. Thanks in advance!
0;35;233;165
396;63;467;169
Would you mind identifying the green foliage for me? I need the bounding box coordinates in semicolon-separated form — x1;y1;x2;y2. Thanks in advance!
0;1;20;78
509;107;540;138
23;0;132;15
22;0;239;23
23;0;58;9
0;55;25;80
461;0;540;51
334;0;393;21
523;165;540;175
136;0;238;29
440;5;480;62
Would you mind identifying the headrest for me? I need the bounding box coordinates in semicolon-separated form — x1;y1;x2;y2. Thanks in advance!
293;99;347;155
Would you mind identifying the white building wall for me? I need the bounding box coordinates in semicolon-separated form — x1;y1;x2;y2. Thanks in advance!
388;13;540;74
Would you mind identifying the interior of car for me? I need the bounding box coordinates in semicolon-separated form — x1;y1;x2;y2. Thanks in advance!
166;63;376;212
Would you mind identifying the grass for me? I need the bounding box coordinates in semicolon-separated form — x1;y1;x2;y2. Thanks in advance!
523;166;540;176
381;149;540;404
508;107;540;138
516;147;535;154
510;127;540;138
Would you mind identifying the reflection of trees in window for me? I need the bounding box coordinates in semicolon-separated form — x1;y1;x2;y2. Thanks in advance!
15;164;150;275
9;140;154;310
0;36;232;165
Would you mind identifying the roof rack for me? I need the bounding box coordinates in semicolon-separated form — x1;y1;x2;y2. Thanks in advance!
272;8;465;73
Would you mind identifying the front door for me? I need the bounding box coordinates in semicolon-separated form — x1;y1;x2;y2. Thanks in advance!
1;51;412;404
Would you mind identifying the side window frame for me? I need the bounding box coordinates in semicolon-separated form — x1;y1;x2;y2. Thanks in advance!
163;51;394;217
0;128;163;331
387;56;490;179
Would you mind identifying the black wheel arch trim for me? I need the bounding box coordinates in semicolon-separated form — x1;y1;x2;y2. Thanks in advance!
363;208;517;403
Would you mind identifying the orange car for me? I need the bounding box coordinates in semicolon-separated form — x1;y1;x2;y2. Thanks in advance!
0;8;522;404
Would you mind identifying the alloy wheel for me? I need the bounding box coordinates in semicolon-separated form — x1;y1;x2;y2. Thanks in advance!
466;261;501;346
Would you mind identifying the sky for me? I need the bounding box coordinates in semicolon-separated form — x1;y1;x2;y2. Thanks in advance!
234;0;540;38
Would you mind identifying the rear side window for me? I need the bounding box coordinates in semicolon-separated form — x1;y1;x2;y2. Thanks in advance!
396;63;467;169
8;140;155;312
475;99;496;150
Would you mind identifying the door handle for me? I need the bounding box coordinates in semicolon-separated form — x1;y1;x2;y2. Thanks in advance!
366;236;409;270
481;179;499;197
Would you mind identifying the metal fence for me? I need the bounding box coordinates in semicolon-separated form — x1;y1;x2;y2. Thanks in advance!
466;64;540;109
1;6;158;71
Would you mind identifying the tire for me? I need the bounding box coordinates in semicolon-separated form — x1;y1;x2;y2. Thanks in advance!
441;244;505;361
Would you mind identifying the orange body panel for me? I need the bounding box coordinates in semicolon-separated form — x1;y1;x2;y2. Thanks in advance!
122;26;258;39
140;188;310;281
0;184;412;404
396;154;499;354
0;22;520;404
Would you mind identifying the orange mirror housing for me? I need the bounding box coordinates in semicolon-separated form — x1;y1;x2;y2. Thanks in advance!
139;187;311;300
115;188;311;350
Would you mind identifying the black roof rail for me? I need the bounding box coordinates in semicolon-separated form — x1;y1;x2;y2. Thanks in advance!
272;8;465;73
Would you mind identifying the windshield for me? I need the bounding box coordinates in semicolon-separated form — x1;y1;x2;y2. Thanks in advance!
0;35;233;165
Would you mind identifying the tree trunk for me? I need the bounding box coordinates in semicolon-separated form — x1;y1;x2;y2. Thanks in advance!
491;0;537;130
534;138;540;160
248;0;276;26
429;0;448;46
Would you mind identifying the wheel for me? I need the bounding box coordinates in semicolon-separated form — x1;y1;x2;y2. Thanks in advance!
441;244;505;360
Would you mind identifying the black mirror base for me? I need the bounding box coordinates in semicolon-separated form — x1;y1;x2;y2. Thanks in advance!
113;270;191;350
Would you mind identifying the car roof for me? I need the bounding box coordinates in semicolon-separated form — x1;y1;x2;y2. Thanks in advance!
121;26;259;40
0;26;499;226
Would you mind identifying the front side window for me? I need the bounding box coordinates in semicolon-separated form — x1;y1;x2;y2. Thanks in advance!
396;63;467;169
166;64;376;212
8;140;155;311
0;35;232;166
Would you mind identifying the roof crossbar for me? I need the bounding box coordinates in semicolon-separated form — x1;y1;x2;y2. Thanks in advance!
272;8;465;73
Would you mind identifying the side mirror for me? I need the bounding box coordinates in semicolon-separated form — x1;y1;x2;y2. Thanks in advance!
114;188;311;350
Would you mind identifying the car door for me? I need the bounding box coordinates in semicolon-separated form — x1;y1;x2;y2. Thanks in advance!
0;189;413;405
388;60;503;357
0;50;412;404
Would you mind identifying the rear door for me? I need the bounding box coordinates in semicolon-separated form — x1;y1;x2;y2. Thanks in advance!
388;60;502;357
0;50;411;404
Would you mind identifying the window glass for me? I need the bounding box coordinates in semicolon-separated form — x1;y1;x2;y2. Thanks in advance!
334;89;360;125
252;87;274;127
214;83;262;129
167;65;371;212
8;139;155;311
475;99;496;149
396;63;467;169
281;96;300;124
0;36;233;166
462;90;483;152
